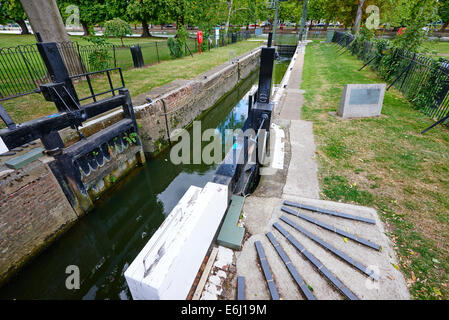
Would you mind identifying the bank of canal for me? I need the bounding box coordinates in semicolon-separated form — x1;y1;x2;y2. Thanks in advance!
0;56;290;300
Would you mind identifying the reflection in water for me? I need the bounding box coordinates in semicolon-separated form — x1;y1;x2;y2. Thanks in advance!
0;58;290;300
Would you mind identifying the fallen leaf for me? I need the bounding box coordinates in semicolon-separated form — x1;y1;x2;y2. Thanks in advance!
391;262;399;270
343;237;348;243
432;258;440;264
411;271;416;282
433;288;442;296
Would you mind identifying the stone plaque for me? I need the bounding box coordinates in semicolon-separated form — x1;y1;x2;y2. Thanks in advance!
337;84;386;118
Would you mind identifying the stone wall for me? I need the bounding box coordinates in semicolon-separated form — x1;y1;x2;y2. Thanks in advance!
0;158;78;284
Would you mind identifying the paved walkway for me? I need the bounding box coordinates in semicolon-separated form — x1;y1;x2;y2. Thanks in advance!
233;42;410;300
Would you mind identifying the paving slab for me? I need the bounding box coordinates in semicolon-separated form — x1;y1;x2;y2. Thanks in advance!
283;120;320;199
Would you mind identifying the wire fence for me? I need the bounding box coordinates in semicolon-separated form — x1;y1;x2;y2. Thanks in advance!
0;31;253;101
332;31;449;122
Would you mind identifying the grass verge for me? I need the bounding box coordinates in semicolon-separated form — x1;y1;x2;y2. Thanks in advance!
302;42;449;300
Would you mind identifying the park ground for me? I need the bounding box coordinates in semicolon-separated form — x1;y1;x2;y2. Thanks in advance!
0;39;262;126
0;33;164;47
302;41;449;299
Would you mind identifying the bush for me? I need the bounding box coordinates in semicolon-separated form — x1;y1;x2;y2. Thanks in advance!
167;26;188;58
88;49;111;71
167;37;184;58
83;35;112;71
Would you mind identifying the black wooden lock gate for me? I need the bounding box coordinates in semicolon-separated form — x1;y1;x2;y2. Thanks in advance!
0;41;141;212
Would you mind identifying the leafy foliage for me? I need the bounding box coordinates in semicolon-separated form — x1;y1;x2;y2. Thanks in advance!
167;25;188;57
84;35;112;71
0;0;29;34
126;0;167;29
104;18;133;46
58;0;108;35
390;0;438;52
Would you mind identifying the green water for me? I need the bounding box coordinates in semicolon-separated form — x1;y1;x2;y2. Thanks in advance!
0;58;290;300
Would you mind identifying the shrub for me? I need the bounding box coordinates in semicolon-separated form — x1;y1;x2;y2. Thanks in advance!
83;35;112;71
167;25;188;58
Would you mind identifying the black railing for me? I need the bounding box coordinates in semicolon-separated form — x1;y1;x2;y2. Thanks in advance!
332;31;449;123
0;44;50;101
70;67;125;103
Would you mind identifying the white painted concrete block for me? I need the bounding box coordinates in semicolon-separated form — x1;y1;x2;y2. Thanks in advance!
124;182;228;300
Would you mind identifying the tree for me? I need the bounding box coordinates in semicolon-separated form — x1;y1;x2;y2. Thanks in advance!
58;0;107;36
104;18;133;46
438;0;449;32
279;0;303;29
225;0;233;34
0;0;30;34
352;0;365;34
127;0;167;37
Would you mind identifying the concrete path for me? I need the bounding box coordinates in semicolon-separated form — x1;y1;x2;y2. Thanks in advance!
233;42;410;300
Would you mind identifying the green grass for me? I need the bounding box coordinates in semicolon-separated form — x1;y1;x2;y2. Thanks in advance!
0;34;163;48
1;40;261;125
302;42;449;300
422;40;449;57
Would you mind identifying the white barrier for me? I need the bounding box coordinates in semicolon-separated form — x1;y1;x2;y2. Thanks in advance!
125;182;228;300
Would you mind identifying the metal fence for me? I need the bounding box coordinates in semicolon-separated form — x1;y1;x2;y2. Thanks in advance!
332;31;449;122
0;31;253;101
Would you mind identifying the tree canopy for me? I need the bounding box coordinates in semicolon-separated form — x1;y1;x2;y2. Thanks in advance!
0;0;30;34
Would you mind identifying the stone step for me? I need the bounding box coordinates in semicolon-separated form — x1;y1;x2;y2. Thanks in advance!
217;195;245;250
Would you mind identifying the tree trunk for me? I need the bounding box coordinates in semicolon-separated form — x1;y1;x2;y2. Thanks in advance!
82;22;90;36
141;20;150;37
225;0;233;34
324;22;329;31
16;19;30;34
352;0;365;34
20;0;84;74
440;21;449;33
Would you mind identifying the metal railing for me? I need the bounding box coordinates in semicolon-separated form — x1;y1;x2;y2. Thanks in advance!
332;31;449;123
0;44;50;101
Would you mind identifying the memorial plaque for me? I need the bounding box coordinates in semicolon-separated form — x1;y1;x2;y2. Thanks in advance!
337;84;386;119
349;88;381;105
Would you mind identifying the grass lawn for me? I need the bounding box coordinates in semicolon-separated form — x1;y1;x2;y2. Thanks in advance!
302;42;449;299
422;40;449;57
1;40;262;126
0;34;163;48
